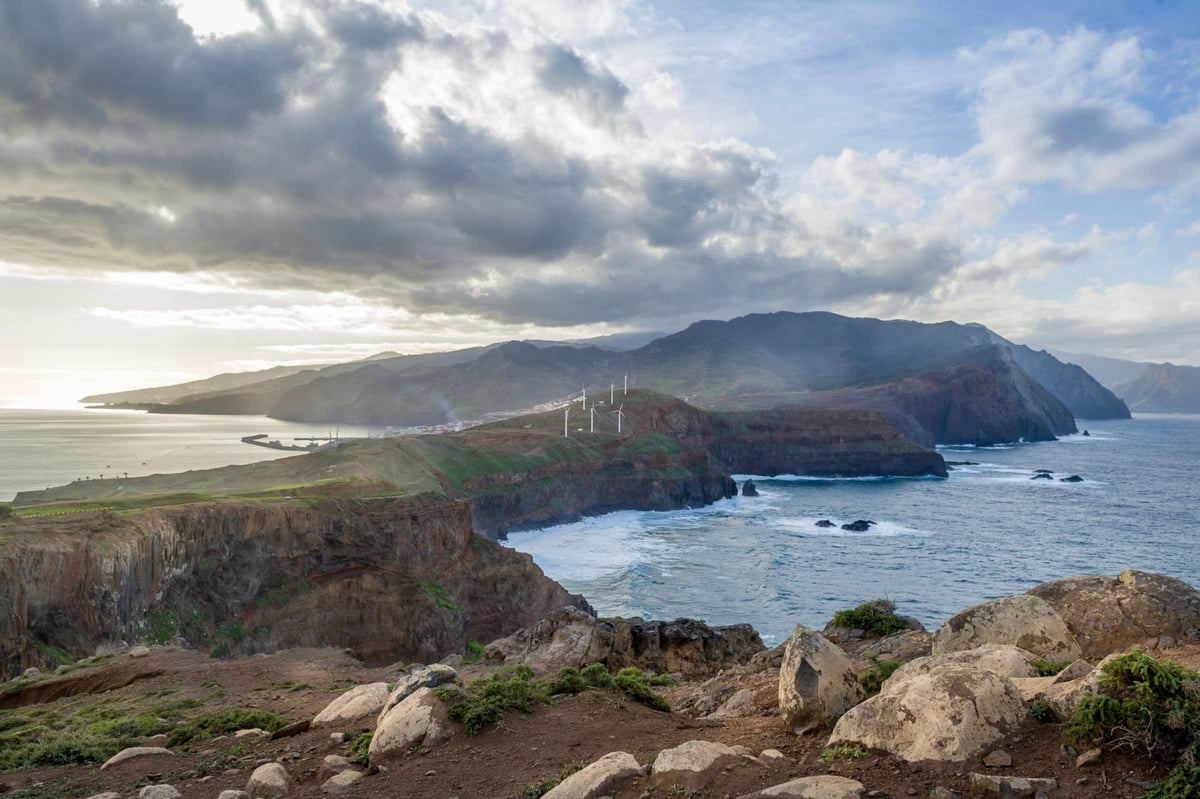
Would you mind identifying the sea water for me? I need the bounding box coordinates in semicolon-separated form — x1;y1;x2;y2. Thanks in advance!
0;408;370;501
507;415;1200;645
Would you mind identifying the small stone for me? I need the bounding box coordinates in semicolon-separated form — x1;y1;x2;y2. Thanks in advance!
100;746;174;770
129;645;151;658
138;786;182;799
235;728;270;738
218;792;251;799
930;788;960;799
321;770;364;795
85;793;123;799
425;770;437;776
907;789;918;796
1075;748;1103;768
329;732;345;743
1060;744;1077;757
22;667;40;679
983;751;1012;768
1075;778;1089;786
246;762;291;798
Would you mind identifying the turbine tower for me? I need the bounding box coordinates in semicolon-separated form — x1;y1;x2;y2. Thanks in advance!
616;404;625;433
610;383;614;404
623;374;628;396
564;405;569;438
589;405;596;433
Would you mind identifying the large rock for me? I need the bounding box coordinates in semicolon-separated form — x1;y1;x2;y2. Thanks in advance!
932;594;1082;662
651;740;746;790
486;606;764;679
1029;570;1200;658
829;667;1027;762
542;751;643;799
312;682;389;728
739;775;866;799
377;664;458;724
778;626;864;732
893;644;1040;681
99;746;174;771
369;687;454;763
246;762;291;798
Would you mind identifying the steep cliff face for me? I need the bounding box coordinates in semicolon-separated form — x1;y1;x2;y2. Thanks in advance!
1117;362;1200;413
790;348;1077;447
1007;344;1130;419
0;494;587;679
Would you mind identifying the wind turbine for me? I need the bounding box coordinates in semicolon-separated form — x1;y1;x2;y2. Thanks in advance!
616;404;625;433
623;374;628;396
589;405;596;433
581;384;586;409
610;382;614;404
564;405;570;438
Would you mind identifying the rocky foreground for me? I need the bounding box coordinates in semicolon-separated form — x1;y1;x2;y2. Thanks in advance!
2;569;1199;799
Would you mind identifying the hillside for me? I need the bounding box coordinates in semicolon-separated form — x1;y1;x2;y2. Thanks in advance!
80;311;1129;444
1116;362;1200;413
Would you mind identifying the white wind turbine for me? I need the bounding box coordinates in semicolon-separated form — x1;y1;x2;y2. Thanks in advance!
589;404;596;433
616;404;625;433
563;405;570;438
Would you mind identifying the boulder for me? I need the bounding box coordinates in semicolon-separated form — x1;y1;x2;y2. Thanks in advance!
138;787;181;799
86;794;123;799
778;626;864;733
313;682;389;728
486;606;764;679
1059;475;1084;482
246;762;291;798
1028;570;1200;658
892;644;1040;681
829;668;1027;762
321;770;364;795
932;594;1082;662
815;520;836;528
369;687;454;763
377;664;458;724
742;479;759;497
1011;659;1104;721
99;746;174;771
542;751;643;799
651;740;746;791
218;792;251;799
738;775;866;799
840;520;875;532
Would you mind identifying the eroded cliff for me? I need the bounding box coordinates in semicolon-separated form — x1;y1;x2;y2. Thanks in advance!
0;494;587;679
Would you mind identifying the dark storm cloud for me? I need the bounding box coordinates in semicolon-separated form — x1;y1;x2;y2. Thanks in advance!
0;0;968;330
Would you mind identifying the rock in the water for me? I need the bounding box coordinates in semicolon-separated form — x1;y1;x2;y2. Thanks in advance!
778;626;864;732
893;644;1040;681
1030;473;1052;480
1028;570;1200;658
377;664;458;724
486;606;764;678
100;746;174;771
542;751;643;799
313;682;389;728
815;520;836;528
246;762;291;798
840;520;875;532
742;479;759;497
932;594;1082;662
652;740;746;790
829;668;1027;762
1059;475;1084;482
738;775;866;799
369;687;454;764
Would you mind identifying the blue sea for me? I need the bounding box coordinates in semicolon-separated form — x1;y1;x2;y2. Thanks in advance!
506;415;1200;646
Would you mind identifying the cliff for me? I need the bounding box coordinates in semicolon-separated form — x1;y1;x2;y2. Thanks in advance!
0;494;587;679
1116;362;1200;413
787;346;1077;447
1006;343;1130;419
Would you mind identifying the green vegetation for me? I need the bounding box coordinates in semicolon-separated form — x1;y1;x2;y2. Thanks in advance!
349;731;373;765
1033;658;1071;677
166;707;288;748
1066;650;1200;799
435;663;671;736
421;581;464;612
858;654;902;694
819;744;869;762
522;760;587;797
0;505;12;520
31;639;72;667
463;639;485;664
831;599;908;637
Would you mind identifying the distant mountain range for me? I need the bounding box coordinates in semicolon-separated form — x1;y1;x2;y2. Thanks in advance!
1049;350;1200;413
83;311;1133;446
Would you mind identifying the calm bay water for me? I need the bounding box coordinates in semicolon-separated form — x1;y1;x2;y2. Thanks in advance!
507;415;1200;646
0;408;370;501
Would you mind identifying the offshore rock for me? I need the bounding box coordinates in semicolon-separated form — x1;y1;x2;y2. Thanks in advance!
485;606;764;679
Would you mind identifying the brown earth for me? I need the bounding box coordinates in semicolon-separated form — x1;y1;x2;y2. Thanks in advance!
5;642;1197;799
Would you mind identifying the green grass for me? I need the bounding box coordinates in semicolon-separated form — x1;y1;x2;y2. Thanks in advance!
165;708;289;748
421;581;464;612
859;654;902;694
1033;658;1071;677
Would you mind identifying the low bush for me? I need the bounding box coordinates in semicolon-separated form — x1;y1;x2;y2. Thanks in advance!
1066;650;1200;799
613;667;670;712
166;708;288;747
1033;658;1070;677
831;599;908;637
858;654;902;694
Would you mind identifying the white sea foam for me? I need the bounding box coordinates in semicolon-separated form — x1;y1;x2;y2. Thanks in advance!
774;516;929;537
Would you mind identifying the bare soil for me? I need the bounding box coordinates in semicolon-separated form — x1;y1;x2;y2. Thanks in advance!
3;643;1195;799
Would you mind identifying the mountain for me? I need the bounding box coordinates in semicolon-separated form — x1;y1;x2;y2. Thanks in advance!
1047;349;1148;391
83;311;1130;444
1115;362;1200;413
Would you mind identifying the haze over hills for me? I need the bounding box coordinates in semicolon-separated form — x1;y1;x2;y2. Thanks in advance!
83;311;1131;446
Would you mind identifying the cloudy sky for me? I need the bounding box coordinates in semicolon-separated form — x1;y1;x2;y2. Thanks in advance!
3;0;1200;406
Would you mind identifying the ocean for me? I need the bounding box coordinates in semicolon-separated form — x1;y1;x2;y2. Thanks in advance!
506;414;1200;646
0;408;370;501
5;409;1197;649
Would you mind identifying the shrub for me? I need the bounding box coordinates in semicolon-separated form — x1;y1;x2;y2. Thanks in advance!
463;639;485;664
580;662;613;689
1065;650;1200;798
859;654;902;694
439;665;549;735
831;599;908;637
542;666;587;696
613;667;670;712
349;731;372;765
1033;658;1070;677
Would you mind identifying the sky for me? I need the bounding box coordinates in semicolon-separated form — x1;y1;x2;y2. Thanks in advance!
3;0;1200;407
